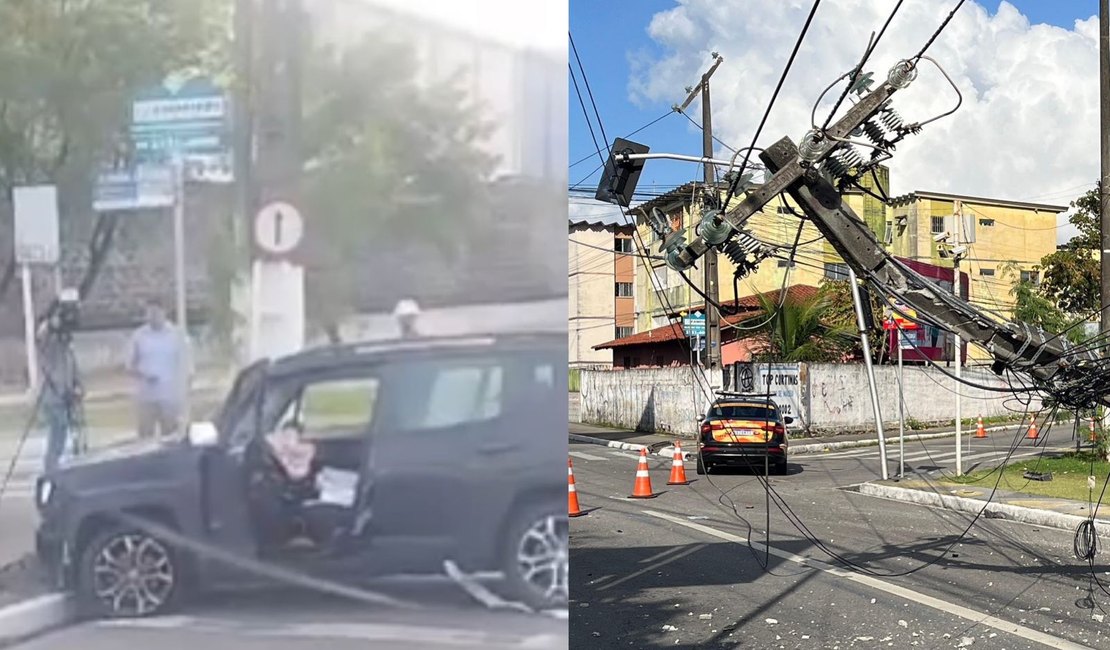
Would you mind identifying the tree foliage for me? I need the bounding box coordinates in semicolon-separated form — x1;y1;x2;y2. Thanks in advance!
1000;262;1087;344
300;34;499;335
1038;185;1100;315
0;0;228;192
736;285;857;363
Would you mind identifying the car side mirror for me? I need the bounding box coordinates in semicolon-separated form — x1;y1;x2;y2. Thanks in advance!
783;416;794;425
187;421;220;448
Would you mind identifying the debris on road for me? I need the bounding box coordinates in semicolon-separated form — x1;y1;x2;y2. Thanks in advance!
898;619;908;628
662;625;678;632
699;614;712;620
444;560;532;614
765;618;778;625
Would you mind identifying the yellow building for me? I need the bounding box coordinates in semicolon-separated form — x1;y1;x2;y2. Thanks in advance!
632;169;890;331
628;175;1066;365
886;191;1066;361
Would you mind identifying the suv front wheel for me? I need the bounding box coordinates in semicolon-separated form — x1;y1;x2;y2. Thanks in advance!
503;506;568;611
77;525;182;618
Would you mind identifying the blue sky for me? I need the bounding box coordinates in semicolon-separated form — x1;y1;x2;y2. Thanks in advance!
568;0;1100;225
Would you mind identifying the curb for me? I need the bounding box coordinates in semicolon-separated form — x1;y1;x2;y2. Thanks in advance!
570;424;1016;461
0;593;75;646
857;482;1110;533
789;424;1014;455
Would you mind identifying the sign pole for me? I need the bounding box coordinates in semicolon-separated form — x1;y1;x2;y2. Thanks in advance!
21;263;38;397
172;150;190;436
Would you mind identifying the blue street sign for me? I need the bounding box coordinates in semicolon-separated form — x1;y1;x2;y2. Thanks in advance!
683;311;706;337
130;77;229;159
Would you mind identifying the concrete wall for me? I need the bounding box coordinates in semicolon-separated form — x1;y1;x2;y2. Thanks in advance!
0;297;567;389
580;367;713;436
806;363;1035;429
581;362;1035;437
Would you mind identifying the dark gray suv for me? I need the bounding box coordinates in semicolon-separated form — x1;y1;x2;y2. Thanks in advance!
36;333;567;617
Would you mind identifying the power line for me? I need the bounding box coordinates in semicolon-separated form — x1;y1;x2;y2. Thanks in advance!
569;110;676;170
720;0;823;211
818;0;904;131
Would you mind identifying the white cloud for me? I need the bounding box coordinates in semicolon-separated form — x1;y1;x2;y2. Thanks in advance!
629;0;1099;244
568;199;629;225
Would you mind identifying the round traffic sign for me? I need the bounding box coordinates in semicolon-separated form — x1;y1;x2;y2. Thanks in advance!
254;201;303;255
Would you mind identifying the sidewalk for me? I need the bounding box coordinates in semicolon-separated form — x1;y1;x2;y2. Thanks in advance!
569;420;1033;459
859;474;1110;533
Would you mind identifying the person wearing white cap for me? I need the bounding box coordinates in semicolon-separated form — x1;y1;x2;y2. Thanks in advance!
393;299;420;339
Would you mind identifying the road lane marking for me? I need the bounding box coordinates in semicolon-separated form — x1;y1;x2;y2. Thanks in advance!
569;451;607;462
596;543;707;593
642;509;1092;650
610;451;647;461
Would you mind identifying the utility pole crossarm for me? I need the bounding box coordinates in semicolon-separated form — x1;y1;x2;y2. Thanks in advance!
674;82;899;269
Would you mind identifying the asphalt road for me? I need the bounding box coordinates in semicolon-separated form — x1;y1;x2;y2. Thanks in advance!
570;428;1110;649
10;585;567;649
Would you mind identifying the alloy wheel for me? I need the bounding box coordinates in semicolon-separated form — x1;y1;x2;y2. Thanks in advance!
91;533;175;616
515;514;568;604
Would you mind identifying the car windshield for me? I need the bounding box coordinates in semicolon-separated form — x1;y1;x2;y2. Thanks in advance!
708;402;778;421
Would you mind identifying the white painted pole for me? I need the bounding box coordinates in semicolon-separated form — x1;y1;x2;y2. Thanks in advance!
898;326;905;479
21;263;38;398
172;152;190;435
848;268;888;480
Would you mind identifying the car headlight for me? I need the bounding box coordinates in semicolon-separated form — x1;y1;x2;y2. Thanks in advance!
37;479;53;508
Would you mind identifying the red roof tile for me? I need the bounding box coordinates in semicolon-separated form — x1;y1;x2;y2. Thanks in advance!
594;284;821;350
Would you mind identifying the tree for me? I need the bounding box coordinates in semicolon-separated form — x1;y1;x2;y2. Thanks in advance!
298;34;498;338
0;0;229;313
735;285;857;363
1038;185;1100;315
1000;262;1087;344
821;279;887;362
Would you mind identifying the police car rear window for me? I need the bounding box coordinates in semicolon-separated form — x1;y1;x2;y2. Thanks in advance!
709;403;778;420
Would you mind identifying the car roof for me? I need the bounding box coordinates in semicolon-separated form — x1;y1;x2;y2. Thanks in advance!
266;331;563;378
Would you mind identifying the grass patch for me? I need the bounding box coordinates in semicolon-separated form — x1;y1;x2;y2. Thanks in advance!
946;451;1110;503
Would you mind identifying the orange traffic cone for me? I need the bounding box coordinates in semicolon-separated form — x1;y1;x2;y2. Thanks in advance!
974;416;987;439
1091;418;1099;443
1026;416;1039;440
667;442;690;485
629;448;658;499
568;458;586;517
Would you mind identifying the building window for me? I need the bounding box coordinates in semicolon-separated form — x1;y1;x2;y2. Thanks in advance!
931;216;945;234
615;237;632;253
777;259;796;268
615;326;633;339
978;218;995;227
776;205;793;215
824;263;849;281
979;268;995;277
654;355;664;367
622;356;631;369
1020;270;1040;285
615;282;633;297
883;221;893;244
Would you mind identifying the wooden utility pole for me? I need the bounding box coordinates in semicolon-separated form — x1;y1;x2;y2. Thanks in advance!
232;0;255;366
678;54;724;372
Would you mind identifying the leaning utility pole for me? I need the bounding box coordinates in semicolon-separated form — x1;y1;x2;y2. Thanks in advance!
1101;0;1110;341
678;53;724;373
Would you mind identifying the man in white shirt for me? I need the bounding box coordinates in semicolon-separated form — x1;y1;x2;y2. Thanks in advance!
125;299;189;438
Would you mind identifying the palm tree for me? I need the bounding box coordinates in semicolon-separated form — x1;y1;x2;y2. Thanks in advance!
736;287;857;362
